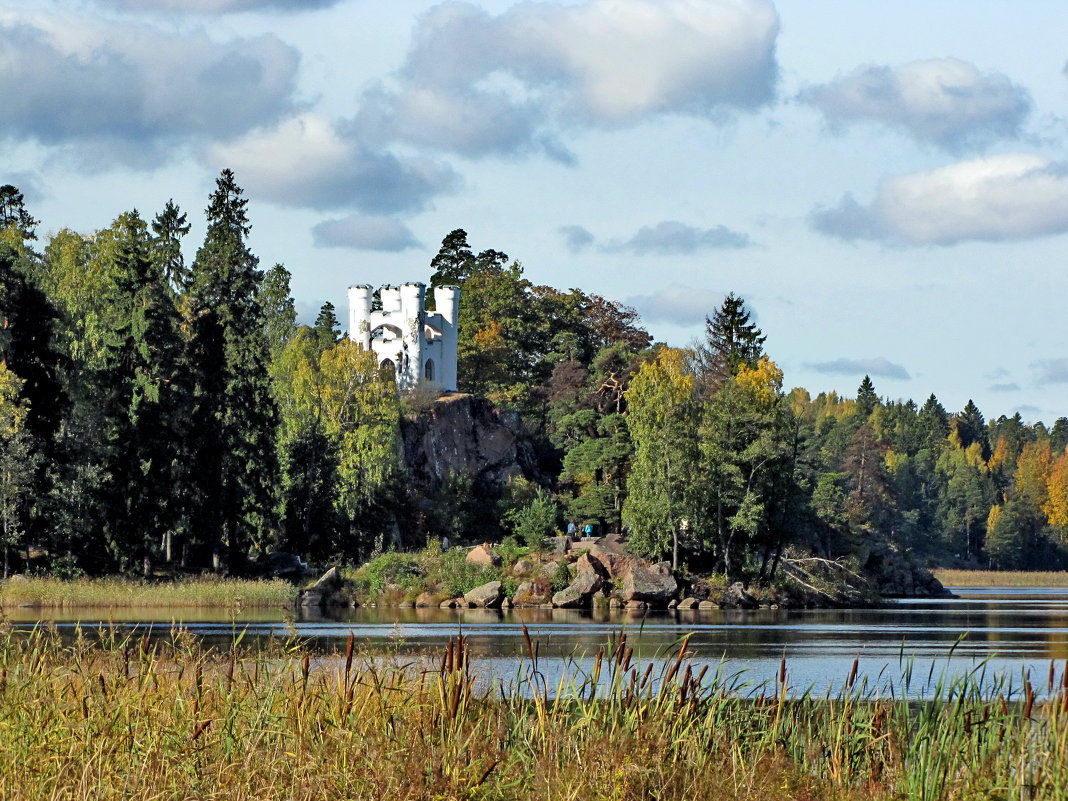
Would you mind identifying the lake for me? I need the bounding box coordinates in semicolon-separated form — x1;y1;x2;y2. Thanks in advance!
8;585;1068;697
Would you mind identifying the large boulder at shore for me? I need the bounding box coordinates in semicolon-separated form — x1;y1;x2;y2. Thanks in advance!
862;542;951;598
588;546;634;579
300;566;344;607
621;561;677;606
575;551;609;579
464;581;505;608
552;571;603;608
466;544;502;568
727;581;758;609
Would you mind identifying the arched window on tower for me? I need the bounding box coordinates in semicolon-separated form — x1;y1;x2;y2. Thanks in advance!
424;359;435;382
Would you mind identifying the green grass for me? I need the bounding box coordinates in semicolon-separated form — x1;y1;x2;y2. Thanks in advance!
1;626;1068;799
933;569;1068;587
0;576;297;608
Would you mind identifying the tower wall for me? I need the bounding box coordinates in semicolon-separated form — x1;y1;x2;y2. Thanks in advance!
433;285;460;392
348;280;460;393
347;284;372;349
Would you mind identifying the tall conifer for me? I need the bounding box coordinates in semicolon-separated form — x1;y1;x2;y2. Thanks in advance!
186;170;278;570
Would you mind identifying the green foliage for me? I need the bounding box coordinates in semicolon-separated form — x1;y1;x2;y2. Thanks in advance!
352;551;424;597
185;170;280;571
510;489;559;550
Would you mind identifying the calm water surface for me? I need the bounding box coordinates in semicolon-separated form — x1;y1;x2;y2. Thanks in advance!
9;585;1068;696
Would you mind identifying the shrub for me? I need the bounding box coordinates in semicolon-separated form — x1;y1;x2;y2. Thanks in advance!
351;552;424;598
511;489;560;551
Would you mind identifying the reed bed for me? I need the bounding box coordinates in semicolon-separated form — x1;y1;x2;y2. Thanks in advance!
0;576;297;609
933;569;1068;587
1;626;1068;800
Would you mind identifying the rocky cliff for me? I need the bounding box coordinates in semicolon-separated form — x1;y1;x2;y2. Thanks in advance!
400;393;541;492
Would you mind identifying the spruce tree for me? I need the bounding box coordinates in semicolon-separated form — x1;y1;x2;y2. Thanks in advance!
150;200;191;293
954;400;990;460
312;301;341;353
258;263;297;361
697;293;765;389
186;170;279;571
856;375;878;417
918;394;949;449
97;211;187;573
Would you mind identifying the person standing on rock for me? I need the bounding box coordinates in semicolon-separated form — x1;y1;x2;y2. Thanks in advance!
567;522;577;539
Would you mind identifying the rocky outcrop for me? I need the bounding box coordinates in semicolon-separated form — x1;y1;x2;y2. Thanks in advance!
727;581;758;609
466;544;502;568
862;542;951;598
620;561;677;606
299;566;344;607
464;581;504;608
401;394;540;492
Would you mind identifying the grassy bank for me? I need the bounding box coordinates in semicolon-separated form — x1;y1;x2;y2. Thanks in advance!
0;576;297;608
933;569;1068;587
1;628;1067;800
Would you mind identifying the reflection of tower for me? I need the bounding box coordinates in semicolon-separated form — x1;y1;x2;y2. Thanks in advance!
346;281;460;392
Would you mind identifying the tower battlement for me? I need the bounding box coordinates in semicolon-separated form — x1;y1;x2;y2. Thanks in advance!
347;282;460;392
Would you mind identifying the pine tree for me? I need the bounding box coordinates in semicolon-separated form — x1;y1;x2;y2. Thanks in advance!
0;185;38;243
186;170;279;571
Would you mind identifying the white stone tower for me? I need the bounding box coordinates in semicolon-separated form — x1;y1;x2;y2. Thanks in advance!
347;282;460;392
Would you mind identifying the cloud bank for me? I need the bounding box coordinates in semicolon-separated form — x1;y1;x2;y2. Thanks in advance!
313;216;421;251
94;0;341;13
358;0;780;158
805;358;911;380
801;58;1031;151
204;113;460;213
811;154;1068;246
0;11;298;164
606;220;752;254
626;284;725;326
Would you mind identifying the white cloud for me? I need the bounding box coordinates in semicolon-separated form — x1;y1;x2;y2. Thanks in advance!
313;216;421;251
605;220;752;254
812;154;1068;246
358;0;779;157
0;11;298;163
204;113;460;213
94;0;339;12
805;358;911;381
626;284;724;325
801;58;1030;151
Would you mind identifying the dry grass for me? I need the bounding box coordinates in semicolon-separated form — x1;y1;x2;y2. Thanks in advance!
0;576;297;609
1;626;1067;800
933;569;1068;587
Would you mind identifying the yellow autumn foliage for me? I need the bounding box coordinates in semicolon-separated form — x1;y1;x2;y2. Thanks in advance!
734;355;783;408
1044;451;1068;529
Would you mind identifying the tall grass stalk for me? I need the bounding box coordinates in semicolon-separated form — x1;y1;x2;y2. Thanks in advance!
2;625;1068;799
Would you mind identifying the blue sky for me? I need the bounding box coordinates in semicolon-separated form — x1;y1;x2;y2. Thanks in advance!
3;0;1067;423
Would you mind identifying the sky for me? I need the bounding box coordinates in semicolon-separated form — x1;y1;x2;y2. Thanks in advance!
2;0;1067;424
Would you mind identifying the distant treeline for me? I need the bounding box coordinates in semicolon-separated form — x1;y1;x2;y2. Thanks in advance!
0;175;1064;580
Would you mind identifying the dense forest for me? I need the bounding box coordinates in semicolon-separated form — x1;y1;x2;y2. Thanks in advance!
1;172;1066;581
